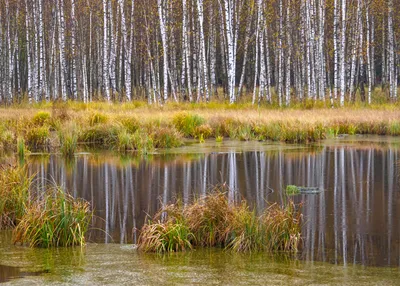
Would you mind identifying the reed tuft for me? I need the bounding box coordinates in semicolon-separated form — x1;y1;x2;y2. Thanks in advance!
138;190;302;253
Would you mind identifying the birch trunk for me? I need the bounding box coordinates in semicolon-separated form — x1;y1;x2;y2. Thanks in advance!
339;0;347;106
158;0;169;102
58;0;67;101
71;0;78;100
197;0;209;101
103;0;111;101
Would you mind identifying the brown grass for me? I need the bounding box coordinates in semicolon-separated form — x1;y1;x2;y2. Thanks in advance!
138;189;302;253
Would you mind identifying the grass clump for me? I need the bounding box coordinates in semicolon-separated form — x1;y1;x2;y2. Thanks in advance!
0;165;32;228
78;123;119;146
17;137;28;161
131;130;154;154
151;126;183;149
59;126;78;158
32;111;51;126
116;128;133;152
13;188;92;248
138;190;302;253
285;185;300;195
25;126;50;148
138;219;194;253
172;113;205;137
88;112;108;126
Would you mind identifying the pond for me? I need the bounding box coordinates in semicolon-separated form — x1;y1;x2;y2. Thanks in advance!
1;136;400;284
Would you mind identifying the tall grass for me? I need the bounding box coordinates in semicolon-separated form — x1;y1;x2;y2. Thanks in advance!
1;103;400;152
59;125;78;158
0;165;32;228
0;165;93;248
13;188;92;248
138;190;302;253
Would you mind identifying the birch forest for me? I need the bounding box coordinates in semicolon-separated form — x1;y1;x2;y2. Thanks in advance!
0;0;399;105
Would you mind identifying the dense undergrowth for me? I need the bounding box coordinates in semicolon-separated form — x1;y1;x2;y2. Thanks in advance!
0;100;399;156
138;189;302;253
0;164;92;247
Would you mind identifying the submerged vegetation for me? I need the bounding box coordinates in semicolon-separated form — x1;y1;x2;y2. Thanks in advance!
286;185;301;196
138;190;302;253
0;102;400;155
0;164;92;247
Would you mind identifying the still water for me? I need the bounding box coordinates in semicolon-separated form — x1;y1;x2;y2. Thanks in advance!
1;136;400;284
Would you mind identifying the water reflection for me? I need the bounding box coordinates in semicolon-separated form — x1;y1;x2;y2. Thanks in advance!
27;145;400;267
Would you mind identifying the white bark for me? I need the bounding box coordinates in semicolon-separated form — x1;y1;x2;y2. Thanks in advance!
333;0;339;100
223;0;236;104
38;0;47;101
25;0;33;103
388;0;397;99
339;0;347;106
103;0;111;101
366;6;372;104
71;0;78;100
58;0;67;101
158;0;169;102
118;0;132;101
197;0;209;101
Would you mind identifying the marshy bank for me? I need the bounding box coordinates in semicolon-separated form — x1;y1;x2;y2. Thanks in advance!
0;102;400;155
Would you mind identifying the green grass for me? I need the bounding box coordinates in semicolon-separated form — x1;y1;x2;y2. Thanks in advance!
13;187;92;248
172;112;205;137
0;165;32;228
0;165;93;248
285;185;300;195
138;189;302;253
25;126;50;148
17;137;27;161
32;111;51;126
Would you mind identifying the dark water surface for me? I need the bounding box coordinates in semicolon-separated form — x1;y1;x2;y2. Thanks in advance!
1;136;400;284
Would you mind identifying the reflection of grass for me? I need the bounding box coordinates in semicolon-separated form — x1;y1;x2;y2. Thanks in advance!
138;189;302;253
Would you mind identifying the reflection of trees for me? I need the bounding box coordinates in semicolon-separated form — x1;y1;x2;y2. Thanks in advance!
28;147;400;266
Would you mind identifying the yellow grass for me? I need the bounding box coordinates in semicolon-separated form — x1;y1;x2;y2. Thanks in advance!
0;101;399;152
